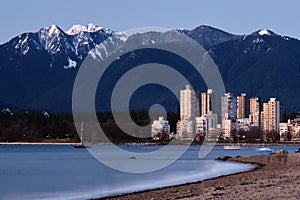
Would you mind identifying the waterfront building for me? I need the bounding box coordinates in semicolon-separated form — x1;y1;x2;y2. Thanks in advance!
151;116;170;140
279;123;289;141
262;98;280;133
222;119;236;139
279;117;300;141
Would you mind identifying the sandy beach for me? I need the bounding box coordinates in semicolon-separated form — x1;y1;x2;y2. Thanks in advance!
101;153;300;200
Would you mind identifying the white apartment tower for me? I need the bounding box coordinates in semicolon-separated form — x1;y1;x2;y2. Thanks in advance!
180;85;199;120
263;98;280;133
177;85;199;140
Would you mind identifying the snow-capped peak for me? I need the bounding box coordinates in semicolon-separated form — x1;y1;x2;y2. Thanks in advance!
66;23;104;35
39;25;62;37
49;25;60;36
86;23;103;32
259;29;271;36
39;24;64;39
251;29;277;37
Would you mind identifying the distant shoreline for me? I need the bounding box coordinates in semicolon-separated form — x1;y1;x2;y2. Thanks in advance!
0;142;78;145
0;142;299;146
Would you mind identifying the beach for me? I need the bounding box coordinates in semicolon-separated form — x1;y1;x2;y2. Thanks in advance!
102;153;300;200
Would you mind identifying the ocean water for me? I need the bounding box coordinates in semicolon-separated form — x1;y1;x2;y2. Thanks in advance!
0;144;298;200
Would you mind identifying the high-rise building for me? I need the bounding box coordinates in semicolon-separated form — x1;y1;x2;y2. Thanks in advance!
221;93;237;140
221;92;237;120
180;85;199;120
249;97;261;127
237;93;250;119
250;97;261;114
177;85;199;140
263;98;280;132
201;89;216;117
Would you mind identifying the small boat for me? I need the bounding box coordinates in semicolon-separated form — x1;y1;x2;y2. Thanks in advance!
224;144;242;150
74;122;90;149
255;147;273;152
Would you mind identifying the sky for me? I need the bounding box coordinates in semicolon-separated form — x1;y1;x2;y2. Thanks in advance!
0;0;299;44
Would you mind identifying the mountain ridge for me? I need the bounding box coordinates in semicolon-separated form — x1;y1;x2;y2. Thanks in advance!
0;24;299;112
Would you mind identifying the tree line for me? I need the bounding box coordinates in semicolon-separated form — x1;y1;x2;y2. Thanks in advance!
0;110;295;143
0;111;179;143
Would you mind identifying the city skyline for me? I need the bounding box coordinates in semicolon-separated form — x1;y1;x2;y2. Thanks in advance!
151;85;298;142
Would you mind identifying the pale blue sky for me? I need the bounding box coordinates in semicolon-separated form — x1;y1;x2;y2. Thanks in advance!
1;0;299;44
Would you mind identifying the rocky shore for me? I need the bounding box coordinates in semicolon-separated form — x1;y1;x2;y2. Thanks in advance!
100;153;300;200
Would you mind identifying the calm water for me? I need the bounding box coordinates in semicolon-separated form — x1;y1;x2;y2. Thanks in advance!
0;144;298;200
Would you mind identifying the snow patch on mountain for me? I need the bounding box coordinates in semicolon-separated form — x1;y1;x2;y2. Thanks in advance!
14;35;37;55
89;49;98;60
242;35;249;40
252;38;264;43
42;111;50;118
98;43;108;57
64;57;77;69
259;29;271;36
2;108;13;115
66;23;105;35
116;32;128;42
282;36;290;41
266;47;272;53
21;46;30;55
15;35;29;49
89;45;107;61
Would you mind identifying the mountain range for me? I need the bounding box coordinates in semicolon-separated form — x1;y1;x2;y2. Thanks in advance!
0;24;299;113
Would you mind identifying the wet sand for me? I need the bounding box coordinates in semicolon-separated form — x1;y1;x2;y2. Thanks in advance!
100;153;300;200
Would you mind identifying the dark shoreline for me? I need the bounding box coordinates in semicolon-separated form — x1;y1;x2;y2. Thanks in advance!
94;160;262;200
96;153;300;200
